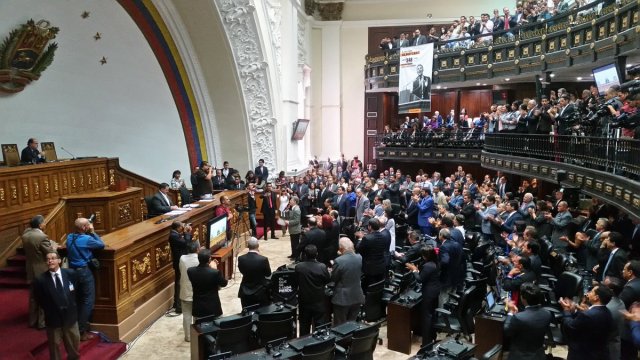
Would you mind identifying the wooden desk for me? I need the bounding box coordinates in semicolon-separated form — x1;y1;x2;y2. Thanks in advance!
474;314;506;359
212;246;233;280
387;299;421;354
0;157;165;266
91;190;247;341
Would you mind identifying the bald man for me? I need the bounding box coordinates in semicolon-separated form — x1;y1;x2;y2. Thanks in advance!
331;238;364;325
237;237;272;307
65;217;105;340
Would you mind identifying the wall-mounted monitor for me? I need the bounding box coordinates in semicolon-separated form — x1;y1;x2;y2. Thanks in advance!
592;63;621;95
207;213;227;252
291;119;310;141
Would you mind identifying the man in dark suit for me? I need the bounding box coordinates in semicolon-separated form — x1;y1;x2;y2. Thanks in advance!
295;245;330;336
21;138;46;164
387;176;401;205
560;285;614;360
33;251;80;360
169;221;193;313
297;217;328;263
504;283;553;360
620;260;640;359
187;249;228;319
317;182;334;213
503;256;538;310
594;231;629;283
495;200;524;234
438;228;463;305
405;192;419;229
394;230;425;264
355;188;370;225
411;64;431;101
331;238;365;325
356;218;390;290
220;161;235;187
238;238;271;308
261;183;278;240
254;159;269;185
212;169;227;190
148;183;179;217
553;95;576;135
333;185;349;218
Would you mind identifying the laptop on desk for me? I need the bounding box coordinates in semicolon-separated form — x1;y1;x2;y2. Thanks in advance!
485;291;507;315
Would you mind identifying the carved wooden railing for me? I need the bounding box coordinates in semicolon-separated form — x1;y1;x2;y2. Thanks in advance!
365;0;640;89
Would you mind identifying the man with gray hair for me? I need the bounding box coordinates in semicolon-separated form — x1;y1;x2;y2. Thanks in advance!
331;238;364;325
238;237;272;307
438;227;463;305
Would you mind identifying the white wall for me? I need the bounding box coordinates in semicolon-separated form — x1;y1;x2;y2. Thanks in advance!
340;26;368;159
0;0;188;182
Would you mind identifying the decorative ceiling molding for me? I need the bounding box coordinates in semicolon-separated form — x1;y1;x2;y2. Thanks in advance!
305;0;345;20
212;0;278;174
153;0;222;166
265;0;282;78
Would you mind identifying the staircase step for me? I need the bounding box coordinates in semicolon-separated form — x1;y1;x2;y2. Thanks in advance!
0;265;27;278
0;276;29;288
7;254;26;267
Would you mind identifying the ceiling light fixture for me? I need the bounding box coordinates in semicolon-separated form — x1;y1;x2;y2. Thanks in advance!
550;73;555;78
577;77;583;81
505;78;510;81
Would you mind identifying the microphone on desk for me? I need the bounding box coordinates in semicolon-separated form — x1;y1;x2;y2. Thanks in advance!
60;146;77;159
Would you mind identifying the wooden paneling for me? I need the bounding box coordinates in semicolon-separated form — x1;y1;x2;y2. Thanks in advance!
459;90;492;118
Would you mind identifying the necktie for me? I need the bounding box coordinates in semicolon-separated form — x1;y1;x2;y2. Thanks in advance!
269;195;273;208
504;18;510;30
55;273;68;306
602;249;617;281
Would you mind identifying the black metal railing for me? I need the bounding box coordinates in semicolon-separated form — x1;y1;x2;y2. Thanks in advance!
376;128;484;149
484;133;640;177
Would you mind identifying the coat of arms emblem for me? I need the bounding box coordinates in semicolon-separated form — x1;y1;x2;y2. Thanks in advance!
0;19;59;93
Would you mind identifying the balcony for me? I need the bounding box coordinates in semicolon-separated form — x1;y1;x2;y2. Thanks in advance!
373;132;640;220
365;0;640;90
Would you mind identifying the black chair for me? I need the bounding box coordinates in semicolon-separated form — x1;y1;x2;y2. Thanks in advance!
205;314;254;355
301;338;336;360
179;186;192;205
480;344;502;360
207;351;232;360
270;269;299;306
144;196;154;219
434;285;477;341
256;313;295;345
336;323;380;360
361;279;386;322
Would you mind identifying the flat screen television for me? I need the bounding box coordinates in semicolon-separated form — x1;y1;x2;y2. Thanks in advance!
592;63;621;95
291;119;310;140
206;213;227;252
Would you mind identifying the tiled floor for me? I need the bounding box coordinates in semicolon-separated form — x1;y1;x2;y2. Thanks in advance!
120;233;568;359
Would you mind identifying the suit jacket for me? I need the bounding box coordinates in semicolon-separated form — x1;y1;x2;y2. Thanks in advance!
597;248;628;282
148;191;174;216
261;192;278;218
355;195;370;223
556;104;576;135
212;175;226;190
238;251;271;297
298;227;328;262
504;305;553;360
387;182;401;204
22;228;56;282
412;34;427;46
169;230;192;268
460;202;478;230
221;168;235;185
394;38;410;48
439;239;463;287
333;194;349;217
550;210;573;251
331;252;365;306
295;260;330;308
501;211;524;233
187;264;228;318
412;75;431;100
416;261;441;298
357;231;390;276
620;277;640;308
254;165;269;183
417;196;434;228
179;253;199;301
33;269;78;328
563;305;613;360
405;200;419;227
478;204;498;234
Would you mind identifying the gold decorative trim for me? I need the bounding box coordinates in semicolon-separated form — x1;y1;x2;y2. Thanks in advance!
155;244;171;269
109;169;115;185
95;211;102;224
119;203;132;222
63;177;68;190
53;178;59;191
119;265;128;292
34;182;39;196
132;253;152;282
0;188;4;201
23;184;29;198
44;179;49;194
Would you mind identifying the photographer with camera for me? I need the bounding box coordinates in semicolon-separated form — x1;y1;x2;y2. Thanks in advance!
66;216;105;341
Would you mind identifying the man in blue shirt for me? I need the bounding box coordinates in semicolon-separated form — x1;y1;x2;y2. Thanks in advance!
66;217;105;340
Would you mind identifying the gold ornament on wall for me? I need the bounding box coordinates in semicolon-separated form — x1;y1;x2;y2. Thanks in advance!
0;19;59;93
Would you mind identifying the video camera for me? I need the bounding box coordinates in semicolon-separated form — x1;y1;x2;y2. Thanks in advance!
235;204;250;212
620;79;640;98
611;111;640;129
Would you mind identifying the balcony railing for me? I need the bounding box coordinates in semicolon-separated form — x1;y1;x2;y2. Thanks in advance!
484;133;640;178
376;128;484;149
365;0;640;87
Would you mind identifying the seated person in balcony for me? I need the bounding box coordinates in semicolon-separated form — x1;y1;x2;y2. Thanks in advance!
148;183;179;216
21;138;46;164
411;64;431;101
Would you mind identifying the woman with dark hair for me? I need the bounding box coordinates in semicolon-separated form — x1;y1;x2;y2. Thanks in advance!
245;170;257;185
406;245;441;346
170;170;186;189
345;184;356;216
321;214;339;264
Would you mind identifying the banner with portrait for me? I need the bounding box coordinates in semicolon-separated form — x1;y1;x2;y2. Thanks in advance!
398;43;434;114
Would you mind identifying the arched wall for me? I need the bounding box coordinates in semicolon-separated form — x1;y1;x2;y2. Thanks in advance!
0;0;190;182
